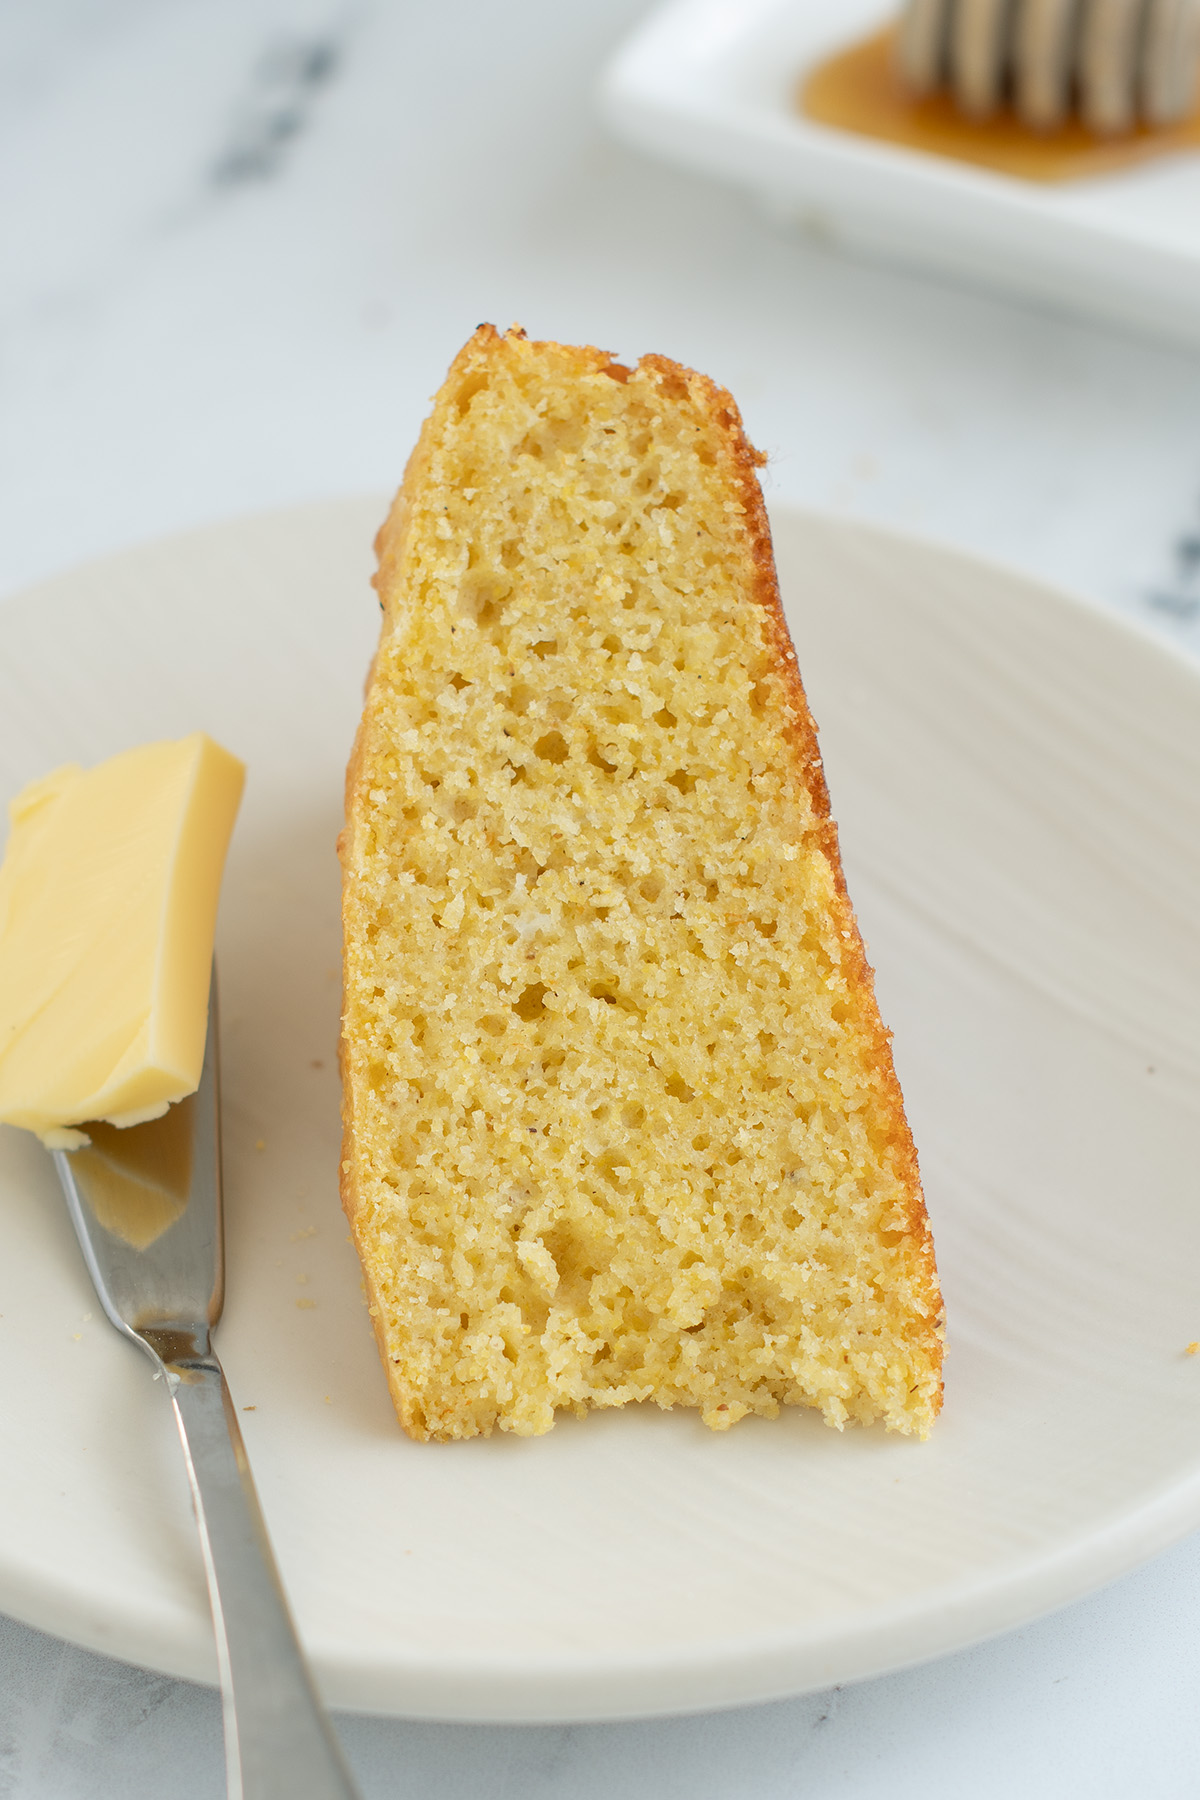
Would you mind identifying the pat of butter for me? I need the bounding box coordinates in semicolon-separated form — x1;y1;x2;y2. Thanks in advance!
0;734;244;1147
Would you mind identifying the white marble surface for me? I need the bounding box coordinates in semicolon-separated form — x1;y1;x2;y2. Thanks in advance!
3;0;1200;1793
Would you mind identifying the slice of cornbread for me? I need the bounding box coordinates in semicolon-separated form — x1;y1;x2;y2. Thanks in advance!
340;326;943;1442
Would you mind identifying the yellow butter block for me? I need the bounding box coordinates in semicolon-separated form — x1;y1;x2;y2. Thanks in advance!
0;734;244;1146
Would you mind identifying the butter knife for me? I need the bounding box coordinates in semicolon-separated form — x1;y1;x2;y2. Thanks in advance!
52;973;361;1800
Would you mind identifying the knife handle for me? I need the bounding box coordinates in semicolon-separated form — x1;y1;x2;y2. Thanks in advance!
162;1351;362;1800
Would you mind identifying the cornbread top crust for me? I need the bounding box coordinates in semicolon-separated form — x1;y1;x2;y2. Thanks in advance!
340;326;943;1442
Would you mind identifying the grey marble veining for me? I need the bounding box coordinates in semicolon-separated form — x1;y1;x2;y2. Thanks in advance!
3;1;1200;1795
208;24;347;192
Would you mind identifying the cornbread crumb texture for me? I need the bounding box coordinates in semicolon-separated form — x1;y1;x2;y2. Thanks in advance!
341;326;942;1443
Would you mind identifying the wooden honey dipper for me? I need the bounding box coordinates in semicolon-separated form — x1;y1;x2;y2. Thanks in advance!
899;0;1200;133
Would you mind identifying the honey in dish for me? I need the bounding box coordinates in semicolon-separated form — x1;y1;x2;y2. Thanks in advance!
800;27;1200;182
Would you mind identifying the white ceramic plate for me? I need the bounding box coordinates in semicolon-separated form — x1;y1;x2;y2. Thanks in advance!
2;499;1200;1723
600;0;1200;350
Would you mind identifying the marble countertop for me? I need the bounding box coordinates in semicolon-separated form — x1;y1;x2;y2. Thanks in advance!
3;1;1200;1794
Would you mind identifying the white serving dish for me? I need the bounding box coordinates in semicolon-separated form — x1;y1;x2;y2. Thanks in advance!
599;0;1200;349
2;500;1200;1722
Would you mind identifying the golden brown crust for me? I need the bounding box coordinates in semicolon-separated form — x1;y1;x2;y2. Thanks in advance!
628;343;941;1358
341;325;943;1436
664;352;942;1351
